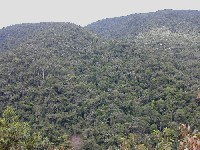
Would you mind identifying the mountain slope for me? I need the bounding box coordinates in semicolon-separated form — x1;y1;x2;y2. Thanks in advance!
0;22;99;52
86;9;200;39
0;16;200;149
0;22;104;146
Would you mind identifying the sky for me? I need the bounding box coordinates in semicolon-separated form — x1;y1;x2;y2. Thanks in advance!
0;0;199;29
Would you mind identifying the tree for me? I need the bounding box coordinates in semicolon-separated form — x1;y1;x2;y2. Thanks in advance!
0;106;44;150
151;128;175;150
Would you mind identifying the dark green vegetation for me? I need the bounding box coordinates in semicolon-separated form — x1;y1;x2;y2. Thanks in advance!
0;10;200;149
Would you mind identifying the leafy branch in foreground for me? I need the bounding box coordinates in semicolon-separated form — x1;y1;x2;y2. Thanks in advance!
149;124;200;150
0;106;45;150
0;106;75;150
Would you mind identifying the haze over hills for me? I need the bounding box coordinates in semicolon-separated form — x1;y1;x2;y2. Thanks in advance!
86;9;200;39
0;10;200;149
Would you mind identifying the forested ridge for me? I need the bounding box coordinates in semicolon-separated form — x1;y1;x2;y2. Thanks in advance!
86;10;200;40
0;10;200;149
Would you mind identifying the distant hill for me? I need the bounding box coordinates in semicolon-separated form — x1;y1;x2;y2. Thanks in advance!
0;11;200;149
86;10;200;39
0;22;99;52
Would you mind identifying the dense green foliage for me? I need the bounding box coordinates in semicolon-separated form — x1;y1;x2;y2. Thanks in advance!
0;106;45;149
0;10;200;149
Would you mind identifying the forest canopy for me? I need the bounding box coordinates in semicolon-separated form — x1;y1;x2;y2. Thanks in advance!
0;10;200;149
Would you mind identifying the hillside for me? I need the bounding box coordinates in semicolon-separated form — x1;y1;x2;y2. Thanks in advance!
0;22;100;52
0;11;200;149
86;9;200;39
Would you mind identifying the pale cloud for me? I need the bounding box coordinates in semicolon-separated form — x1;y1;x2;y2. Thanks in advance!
0;0;199;28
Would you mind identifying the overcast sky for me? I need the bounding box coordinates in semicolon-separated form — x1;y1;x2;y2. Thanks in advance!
0;0;199;29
